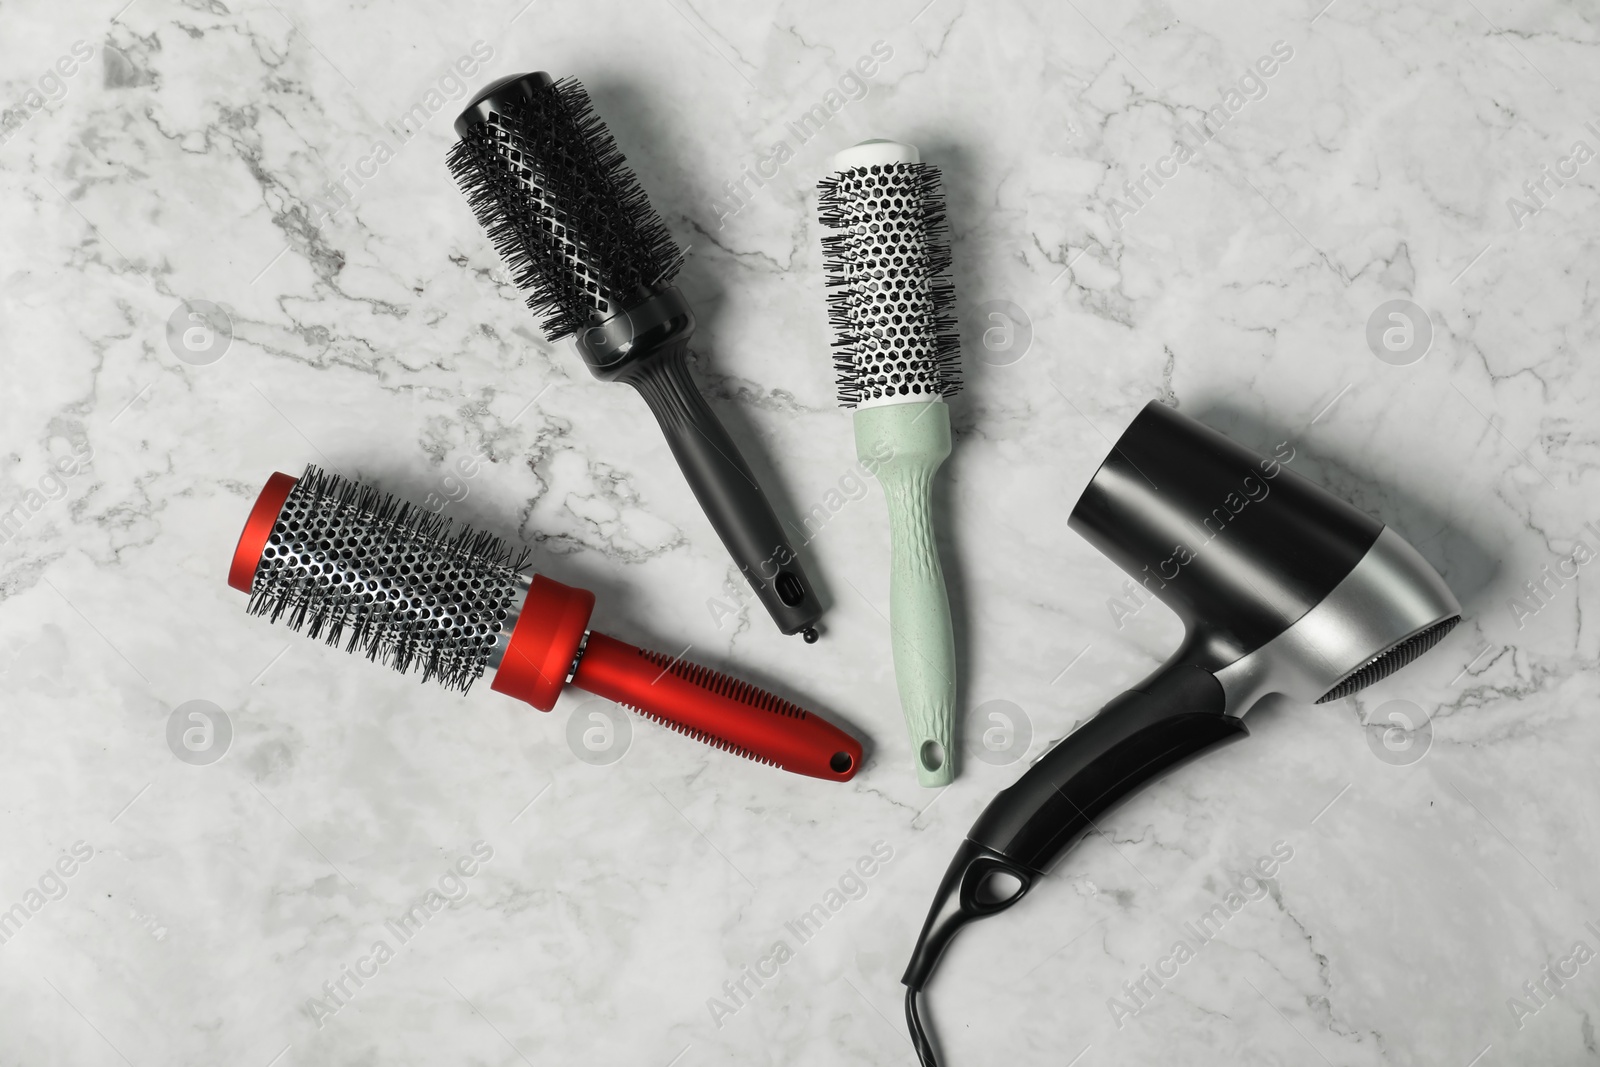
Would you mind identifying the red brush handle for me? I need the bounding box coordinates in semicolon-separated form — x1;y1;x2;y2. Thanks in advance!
570;632;861;782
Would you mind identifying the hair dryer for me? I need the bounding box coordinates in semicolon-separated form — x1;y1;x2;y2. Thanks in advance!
902;402;1461;1064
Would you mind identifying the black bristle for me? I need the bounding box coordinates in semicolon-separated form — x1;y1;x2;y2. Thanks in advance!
817;162;961;408
246;465;530;693
447;76;684;341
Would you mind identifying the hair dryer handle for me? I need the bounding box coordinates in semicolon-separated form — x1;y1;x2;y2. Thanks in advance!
970;663;1242;869
902;663;1246;990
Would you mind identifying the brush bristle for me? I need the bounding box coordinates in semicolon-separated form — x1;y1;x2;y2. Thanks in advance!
817;162;961;407
246;465;530;692
447;76;684;341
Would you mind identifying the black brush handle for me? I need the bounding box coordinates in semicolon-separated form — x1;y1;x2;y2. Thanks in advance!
624;350;821;635
579;288;823;637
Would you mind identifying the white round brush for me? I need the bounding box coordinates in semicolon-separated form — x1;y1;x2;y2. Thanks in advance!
818;139;961;786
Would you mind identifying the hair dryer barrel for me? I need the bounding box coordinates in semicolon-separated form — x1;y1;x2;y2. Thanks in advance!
1068;402;1382;668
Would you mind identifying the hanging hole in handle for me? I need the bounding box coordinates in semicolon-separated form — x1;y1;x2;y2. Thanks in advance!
974;869;1026;906
829;751;854;774
919;740;945;772
775;570;806;607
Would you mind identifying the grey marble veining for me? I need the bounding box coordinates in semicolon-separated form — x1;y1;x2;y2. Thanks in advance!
1;1;1597;1064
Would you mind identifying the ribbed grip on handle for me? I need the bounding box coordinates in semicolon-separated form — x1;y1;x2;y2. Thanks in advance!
622;349;823;637
569;631;861;781
854;401;958;787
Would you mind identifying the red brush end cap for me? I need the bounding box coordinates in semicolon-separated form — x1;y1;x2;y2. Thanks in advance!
229;472;298;594
490;574;596;712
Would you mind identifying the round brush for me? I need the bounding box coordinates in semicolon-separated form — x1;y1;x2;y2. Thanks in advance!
447;72;824;641
228;466;860;782
817;140;961;787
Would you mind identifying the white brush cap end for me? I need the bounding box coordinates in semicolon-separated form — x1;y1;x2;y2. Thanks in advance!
831;139;920;173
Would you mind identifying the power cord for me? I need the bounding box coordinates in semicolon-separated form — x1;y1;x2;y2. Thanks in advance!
905;986;939;1067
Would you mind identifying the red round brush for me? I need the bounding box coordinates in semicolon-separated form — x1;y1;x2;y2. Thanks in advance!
229;466;860;782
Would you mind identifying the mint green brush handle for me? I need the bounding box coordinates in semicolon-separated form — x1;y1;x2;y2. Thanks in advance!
854;401;957;787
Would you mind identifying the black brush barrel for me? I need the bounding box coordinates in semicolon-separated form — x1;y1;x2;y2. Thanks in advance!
450;72;683;340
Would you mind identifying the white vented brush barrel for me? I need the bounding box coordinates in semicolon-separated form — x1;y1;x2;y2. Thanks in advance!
827;139;942;414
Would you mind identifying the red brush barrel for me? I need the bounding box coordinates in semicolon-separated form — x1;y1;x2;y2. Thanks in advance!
570;632;860;782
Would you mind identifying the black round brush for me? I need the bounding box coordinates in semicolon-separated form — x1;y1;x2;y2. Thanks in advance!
448;72;824;641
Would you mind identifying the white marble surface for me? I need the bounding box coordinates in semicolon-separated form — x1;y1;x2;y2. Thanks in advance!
2;0;1597;1063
